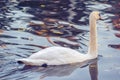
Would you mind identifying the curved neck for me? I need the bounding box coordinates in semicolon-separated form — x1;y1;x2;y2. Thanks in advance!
88;18;98;57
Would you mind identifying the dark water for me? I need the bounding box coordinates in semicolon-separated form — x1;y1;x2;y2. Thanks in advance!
0;0;120;80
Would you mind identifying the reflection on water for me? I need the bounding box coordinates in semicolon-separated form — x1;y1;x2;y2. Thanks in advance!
0;58;98;80
38;59;98;80
0;0;120;80
89;60;98;80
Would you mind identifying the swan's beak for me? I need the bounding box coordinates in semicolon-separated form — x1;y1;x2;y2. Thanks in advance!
99;14;103;20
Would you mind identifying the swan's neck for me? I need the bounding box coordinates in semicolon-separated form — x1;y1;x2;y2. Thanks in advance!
88;18;98;58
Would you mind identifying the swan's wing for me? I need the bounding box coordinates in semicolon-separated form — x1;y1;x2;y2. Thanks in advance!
29;47;80;59
28;47;85;65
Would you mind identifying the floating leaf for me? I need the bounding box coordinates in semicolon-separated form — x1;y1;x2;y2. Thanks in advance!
115;33;120;38
29;22;45;26
34;30;47;35
40;4;45;8
21;37;33;41
0;44;7;48
50;29;63;34
108;44;120;50
58;25;64;29
0;29;3;34
18;28;26;31
112;17;120;30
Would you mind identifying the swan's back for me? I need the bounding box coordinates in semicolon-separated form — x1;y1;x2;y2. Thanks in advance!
18;47;86;66
29;47;81;59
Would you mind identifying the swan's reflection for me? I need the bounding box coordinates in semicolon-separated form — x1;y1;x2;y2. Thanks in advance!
25;58;98;79
89;60;98;80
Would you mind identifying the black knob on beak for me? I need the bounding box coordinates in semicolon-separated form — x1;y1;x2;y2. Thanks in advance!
99;14;104;20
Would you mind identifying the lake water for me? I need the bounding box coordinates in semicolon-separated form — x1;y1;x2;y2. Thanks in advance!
0;0;120;80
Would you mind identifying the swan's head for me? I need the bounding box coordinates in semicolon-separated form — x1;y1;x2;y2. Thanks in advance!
90;11;101;20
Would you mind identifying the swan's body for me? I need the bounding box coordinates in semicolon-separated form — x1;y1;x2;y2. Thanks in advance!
18;47;92;66
17;11;101;66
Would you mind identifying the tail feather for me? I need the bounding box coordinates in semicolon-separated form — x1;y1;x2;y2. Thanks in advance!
16;58;47;66
17;58;32;65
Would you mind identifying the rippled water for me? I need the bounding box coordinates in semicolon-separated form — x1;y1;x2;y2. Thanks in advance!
0;0;120;80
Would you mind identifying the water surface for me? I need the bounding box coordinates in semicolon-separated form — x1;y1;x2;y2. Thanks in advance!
0;0;120;80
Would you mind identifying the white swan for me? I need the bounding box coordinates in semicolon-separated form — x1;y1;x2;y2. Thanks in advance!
17;11;101;67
